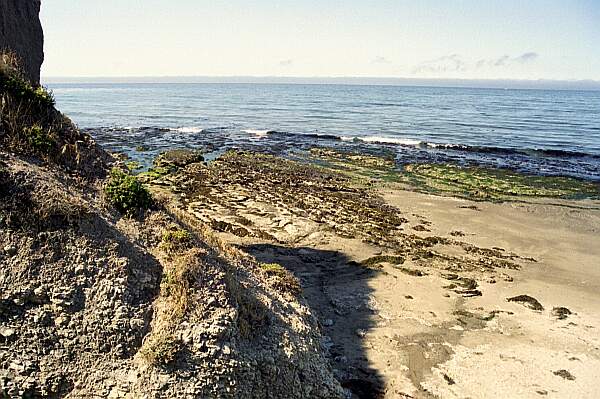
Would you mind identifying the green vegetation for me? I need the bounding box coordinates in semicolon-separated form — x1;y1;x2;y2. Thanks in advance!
137;166;171;183
0;72;54;108
402;163;600;201
161;228;193;252
142;249;205;366
23;124;55;153
104;168;152;214
126;160;143;171
260;263;301;295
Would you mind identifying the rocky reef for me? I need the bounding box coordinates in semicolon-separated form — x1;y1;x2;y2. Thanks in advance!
0;0;44;84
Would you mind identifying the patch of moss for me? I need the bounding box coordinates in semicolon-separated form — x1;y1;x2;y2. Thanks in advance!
138;166;170;182
104;168;152;215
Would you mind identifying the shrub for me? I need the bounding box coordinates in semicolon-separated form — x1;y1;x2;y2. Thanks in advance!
160;228;193;253
23;124;55;153
126;160;142;171
104;167;152;214
0;73;54;108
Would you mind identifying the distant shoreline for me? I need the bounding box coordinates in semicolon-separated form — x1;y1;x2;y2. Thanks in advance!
41;76;600;91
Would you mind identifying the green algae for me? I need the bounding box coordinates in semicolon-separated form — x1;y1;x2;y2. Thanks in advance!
401;163;600;201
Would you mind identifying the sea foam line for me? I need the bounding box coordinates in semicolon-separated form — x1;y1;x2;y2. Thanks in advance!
242;129;271;138
170;126;203;133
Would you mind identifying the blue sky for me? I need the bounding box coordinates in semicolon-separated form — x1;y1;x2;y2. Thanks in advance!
41;0;600;81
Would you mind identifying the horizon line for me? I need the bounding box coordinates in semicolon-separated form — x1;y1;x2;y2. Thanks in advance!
41;75;600;91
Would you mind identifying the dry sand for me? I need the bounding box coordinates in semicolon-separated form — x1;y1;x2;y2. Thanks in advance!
237;189;600;398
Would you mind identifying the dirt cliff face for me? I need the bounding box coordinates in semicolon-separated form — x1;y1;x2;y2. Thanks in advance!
0;0;44;84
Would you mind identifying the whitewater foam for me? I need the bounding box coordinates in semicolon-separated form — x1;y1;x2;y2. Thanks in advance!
346;136;423;146
242;129;271;138
171;127;204;133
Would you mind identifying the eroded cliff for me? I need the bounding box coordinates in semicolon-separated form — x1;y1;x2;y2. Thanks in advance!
0;0;43;84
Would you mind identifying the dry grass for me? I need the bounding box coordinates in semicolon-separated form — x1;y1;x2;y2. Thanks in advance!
140;246;205;366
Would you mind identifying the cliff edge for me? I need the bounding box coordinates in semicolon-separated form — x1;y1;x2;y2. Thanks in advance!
0;0;44;84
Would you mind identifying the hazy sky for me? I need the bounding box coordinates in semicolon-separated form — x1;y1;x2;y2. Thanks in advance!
41;0;600;81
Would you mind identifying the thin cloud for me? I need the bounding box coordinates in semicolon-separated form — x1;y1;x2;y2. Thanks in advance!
476;52;539;68
412;54;466;74
514;52;538;63
493;55;510;67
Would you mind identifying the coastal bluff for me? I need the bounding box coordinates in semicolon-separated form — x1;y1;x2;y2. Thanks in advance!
0;0;43;84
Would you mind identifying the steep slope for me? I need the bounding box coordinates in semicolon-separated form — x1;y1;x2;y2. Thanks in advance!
0;59;343;397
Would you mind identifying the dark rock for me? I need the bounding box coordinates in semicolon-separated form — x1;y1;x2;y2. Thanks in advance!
0;0;44;84
553;369;575;381
154;149;204;169
507;295;544;311
551;307;572;320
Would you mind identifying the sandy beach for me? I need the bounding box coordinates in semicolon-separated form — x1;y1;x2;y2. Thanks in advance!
144;149;600;398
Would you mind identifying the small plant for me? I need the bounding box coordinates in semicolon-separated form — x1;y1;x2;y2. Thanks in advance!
23;124;55;154
260;263;301;295
162;228;192;244
104;167;152;214
260;262;287;275
0;73;55;107
33;85;55;107
161;228;193;253
126;160;143;171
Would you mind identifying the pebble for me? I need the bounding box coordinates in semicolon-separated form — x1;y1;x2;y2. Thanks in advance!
0;327;15;338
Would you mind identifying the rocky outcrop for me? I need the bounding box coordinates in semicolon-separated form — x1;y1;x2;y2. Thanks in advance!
0;0;43;84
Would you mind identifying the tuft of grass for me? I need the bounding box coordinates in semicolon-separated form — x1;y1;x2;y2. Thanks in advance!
0;72;54;108
161;228;193;253
139;334;181;366
104;167;152;215
141;249;204;366
260;263;301;295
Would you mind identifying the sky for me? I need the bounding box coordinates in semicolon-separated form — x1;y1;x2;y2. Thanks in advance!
40;0;600;82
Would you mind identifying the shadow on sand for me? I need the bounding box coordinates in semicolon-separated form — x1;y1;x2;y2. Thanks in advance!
243;243;385;399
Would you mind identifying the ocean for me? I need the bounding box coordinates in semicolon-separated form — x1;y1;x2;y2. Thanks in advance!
47;83;600;180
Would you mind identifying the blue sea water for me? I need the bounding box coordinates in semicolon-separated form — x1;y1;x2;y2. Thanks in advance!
47;83;600;180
